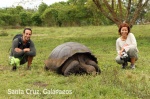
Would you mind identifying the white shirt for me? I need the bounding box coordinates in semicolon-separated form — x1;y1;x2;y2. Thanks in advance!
116;33;138;54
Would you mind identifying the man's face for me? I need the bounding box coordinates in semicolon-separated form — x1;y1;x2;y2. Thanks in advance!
23;30;32;41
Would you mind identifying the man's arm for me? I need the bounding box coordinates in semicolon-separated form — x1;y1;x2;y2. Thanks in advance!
26;40;36;57
11;39;25;57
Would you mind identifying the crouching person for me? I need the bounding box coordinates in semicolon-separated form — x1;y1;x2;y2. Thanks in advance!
10;28;36;70
115;23;138;69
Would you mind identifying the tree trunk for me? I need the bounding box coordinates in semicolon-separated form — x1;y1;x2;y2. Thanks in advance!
93;0;149;28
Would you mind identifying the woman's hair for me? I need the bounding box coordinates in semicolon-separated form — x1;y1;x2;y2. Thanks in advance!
118;23;130;35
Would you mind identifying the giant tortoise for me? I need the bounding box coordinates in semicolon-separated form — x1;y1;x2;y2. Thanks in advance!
44;42;101;76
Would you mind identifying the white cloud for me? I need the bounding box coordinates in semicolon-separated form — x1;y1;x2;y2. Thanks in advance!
0;0;67;9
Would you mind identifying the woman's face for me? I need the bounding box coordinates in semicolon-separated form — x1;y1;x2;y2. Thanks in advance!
121;27;128;37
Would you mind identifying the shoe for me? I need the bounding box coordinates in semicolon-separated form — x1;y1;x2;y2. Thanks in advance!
122;62;128;69
12;66;17;71
131;64;135;69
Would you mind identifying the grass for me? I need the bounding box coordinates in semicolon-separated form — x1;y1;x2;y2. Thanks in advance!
0;25;150;99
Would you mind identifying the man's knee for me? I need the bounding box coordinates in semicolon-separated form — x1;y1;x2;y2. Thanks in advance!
28;56;34;60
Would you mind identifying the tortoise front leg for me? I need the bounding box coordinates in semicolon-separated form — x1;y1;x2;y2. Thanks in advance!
63;60;80;76
85;60;101;74
78;54;96;75
79;62;96;75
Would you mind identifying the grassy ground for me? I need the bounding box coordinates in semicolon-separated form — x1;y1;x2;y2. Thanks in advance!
0;25;150;99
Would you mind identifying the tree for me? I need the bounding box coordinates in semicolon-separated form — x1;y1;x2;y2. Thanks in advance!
38;2;48;15
19;11;32;26
31;12;42;26
143;1;150;23
93;0;149;27
0;7;22;26
85;0;113;25
41;8;58;26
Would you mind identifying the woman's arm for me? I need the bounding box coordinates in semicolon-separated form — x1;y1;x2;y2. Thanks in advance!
116;38;121;55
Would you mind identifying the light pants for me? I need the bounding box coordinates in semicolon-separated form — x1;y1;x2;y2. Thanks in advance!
115;47;138;64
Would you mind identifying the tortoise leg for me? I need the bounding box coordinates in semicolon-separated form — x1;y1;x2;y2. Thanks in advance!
78;54;96;75
86;60;101;74
79;63;96;75
63;60;80;76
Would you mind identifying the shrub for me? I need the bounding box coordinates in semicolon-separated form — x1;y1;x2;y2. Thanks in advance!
0;31;9;36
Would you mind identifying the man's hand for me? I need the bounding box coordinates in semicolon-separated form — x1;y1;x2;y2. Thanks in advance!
15;48;22;52
23;48;30;52
15;48;30;52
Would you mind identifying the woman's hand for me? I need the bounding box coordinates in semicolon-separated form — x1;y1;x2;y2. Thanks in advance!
119;50;123;56
120;44;129;56
123;44;128;47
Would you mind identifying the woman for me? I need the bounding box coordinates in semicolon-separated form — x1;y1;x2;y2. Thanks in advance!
115;23;138;69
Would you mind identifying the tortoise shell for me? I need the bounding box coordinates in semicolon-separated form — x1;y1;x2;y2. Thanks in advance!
46;42;98;70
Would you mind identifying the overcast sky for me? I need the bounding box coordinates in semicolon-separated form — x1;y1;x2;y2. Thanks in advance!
0;0;67;9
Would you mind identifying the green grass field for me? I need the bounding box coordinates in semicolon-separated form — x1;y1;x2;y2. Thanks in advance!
0;25;150;99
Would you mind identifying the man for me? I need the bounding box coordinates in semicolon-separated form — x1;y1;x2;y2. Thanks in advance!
10;28;36;70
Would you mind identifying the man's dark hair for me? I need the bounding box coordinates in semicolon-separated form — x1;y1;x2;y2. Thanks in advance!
23;28;32;34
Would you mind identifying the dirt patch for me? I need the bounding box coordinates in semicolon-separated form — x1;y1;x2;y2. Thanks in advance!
0;65;10;71
33;81;48;87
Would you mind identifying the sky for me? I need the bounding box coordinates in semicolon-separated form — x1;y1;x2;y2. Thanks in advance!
0;0;67;9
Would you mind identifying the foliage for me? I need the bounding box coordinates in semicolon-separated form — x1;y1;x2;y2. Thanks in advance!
85;0;113;25
38;2;48;15
31;13;42;26
0;13;19;26
144;12;150;22
41;8;58;26
0;30;8;36
0;0;149;27
19;11;34;26
0;25;150;98
93;0;150;27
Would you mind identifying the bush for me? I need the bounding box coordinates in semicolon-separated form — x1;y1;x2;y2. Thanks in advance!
0;31;9;36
